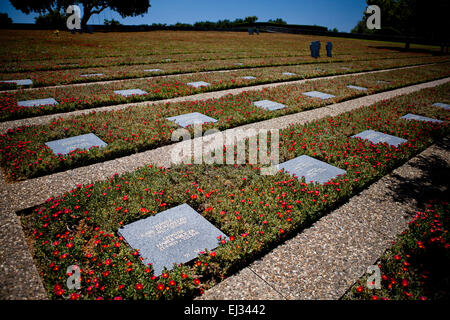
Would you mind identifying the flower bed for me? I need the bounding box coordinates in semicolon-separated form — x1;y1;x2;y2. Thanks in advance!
1;57;449;122
1;63;449;181
343;199;449;300
1;53;438;88
1;30;431;72
21;83;450;300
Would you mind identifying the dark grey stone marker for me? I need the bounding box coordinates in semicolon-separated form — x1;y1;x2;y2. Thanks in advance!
352;130;407;147
167;112;218;128
45;133;107;155
118;204;227;275
400;113;443;123
347;85;368;91
253;100;287;111
277;155;346;184
18;98;58;107
1;79;33;86
326;42;333;57
114;89;147;97
186;81;210;88
303;91;336;100
310;41;321;58
432;103;450;110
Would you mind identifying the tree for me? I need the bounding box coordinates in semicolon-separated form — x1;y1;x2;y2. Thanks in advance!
352;0;449;51
244;16;258;25
35;9;68;28
0;13;13;28
10;0;151;28
104;18;121;26
268;18;287;25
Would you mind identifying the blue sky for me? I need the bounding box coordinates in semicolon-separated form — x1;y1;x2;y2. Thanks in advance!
0;0;368;32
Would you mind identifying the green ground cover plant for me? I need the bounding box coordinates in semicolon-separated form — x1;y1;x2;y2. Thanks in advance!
343;199;449;300
21;82;449;300
1;53;437;87
1;57;449;122
1;63;449;181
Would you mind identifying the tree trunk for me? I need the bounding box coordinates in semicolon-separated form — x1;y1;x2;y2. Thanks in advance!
80;11;92;30
404;38;410;50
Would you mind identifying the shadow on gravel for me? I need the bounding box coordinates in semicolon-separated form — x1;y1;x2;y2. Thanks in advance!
387;136;450;208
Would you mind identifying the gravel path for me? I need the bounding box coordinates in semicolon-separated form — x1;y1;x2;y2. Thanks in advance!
0;76;448;300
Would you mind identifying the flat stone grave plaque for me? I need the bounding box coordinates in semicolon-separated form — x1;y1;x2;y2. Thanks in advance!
282;72;297;76
347;85;367;91
303;91;335;100
253;100;287;111
432;103;450;110
235;63;244;66
241;76;256;80
167;112;218;128
144;69;162;72
186;81;210;88
376;80;390;84
277;155;346;184
400;113;443;123
114;89;148;97
341;67;351;70
18;98;58;107
1;79;33;86
45;133;107;155
352;130;407;147
118;204;227;275
80;73;103;77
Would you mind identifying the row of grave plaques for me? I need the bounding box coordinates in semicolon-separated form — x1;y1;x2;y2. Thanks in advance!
43;108;445;275
16;78;448;275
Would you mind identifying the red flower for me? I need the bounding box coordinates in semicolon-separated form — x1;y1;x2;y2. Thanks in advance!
169;280;176;286
356;286;364;293
194;279;201;285
401;279;409;287
70;293;80;300
53;284;65;296
156;283;164;291
190;194;198;200
135;283;143;290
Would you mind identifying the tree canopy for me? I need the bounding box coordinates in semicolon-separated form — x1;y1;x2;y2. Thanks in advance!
10;0;151;27
352;0;449;48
